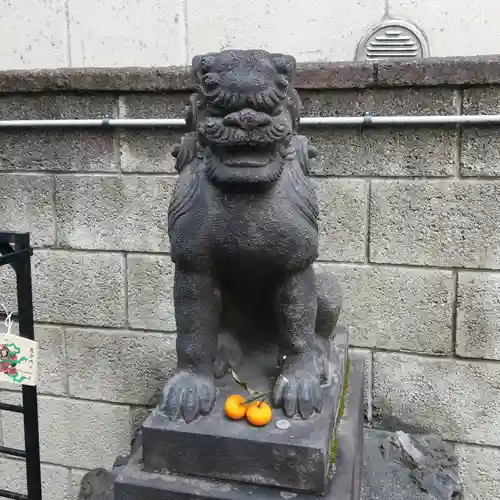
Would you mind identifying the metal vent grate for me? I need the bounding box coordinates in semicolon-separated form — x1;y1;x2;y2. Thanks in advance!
356;20;429;62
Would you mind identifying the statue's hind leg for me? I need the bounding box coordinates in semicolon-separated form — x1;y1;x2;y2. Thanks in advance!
314;267;343;386
272;266;323;420
315;267;342;338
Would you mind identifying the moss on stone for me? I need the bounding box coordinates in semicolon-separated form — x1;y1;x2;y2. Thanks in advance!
329;356;351;467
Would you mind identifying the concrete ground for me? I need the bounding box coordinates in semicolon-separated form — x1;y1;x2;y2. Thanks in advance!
362;429;446;500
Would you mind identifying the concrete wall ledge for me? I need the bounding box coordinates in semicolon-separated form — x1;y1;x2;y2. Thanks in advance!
1;55;500;94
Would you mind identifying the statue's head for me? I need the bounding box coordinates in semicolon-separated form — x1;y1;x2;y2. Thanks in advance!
189;49;301;185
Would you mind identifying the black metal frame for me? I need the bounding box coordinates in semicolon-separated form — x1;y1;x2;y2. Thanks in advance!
0;232;42;500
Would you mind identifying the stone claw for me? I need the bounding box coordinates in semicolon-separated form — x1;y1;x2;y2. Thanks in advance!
273;363;323;419
160;371;216;423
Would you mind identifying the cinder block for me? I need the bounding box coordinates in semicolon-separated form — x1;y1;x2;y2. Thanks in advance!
307;128;456;177
0;264;16;313
456;444;500;500
462;87;500;177
0;174;54;247
0;130;117;171
187;0;384;62
0;457;72;500
0;250;126;327
317;263;453;354
0;391;132;469
370;180;500;268
388;0;500;58
119;93;190;173
0;94;118;120
55;175;176;252
34;250;126;327
66;328;176;405
0;323;67;395
120;94;190;120
457;272;500;360
0;0;67;70
127;254;176;332
373;353;500;446
121;130;183;173
68;0;186;67
314;179;367;262
0;94;118;172
301;88;457;177
300;88;458;117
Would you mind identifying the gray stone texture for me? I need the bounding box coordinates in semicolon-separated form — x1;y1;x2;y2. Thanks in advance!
65;328;176;405
32;250;126;326
0;262;16;313
307;128;456;177
362;429;446;500
0;250;126;326
456;444;500;500
55;175;176;251
0;456;73;500
370;180;500;268
0;174;54;246
376;56;500;88
462;87;500;176
373;352;500;446
0;94;118;171
141;336;349;494
76;468;115;500
0;323;67;395
350;348;373;423
317;264;453;354
115;358;364;500
119;93;190;173
457;272;500;360
0;391;132;469
314;179;367;262
300;89;458;117
127;254;176;332
121;130;183;173
71;469;90;500
301;88;457;177
2;57;500;94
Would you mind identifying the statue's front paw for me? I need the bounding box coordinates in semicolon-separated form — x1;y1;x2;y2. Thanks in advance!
273;363;323;419
160;371;216;423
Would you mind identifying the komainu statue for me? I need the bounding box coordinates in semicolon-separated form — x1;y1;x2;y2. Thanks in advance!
161;49;343;423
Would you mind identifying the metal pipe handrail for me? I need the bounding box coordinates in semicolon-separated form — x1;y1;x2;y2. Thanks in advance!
0;114;499;128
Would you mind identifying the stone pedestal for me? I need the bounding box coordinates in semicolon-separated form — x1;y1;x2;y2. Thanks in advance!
115;330;365;500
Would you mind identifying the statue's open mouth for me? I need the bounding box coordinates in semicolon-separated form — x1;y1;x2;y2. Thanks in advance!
212;144;278;168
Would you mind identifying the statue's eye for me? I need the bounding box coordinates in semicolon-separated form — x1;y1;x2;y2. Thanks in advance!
200;57;212;74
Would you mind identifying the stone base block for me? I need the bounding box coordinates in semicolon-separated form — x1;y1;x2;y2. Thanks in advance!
114;356;364;500
141;328;349;494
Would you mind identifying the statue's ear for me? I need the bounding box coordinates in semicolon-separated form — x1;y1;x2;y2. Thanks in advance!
191;54;215;86
270;54;296;81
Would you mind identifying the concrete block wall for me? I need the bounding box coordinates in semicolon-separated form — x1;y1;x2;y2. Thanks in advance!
1;56;500;498
2;0;500;70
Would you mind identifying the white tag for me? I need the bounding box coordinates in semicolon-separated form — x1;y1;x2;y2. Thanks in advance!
0;333;39;386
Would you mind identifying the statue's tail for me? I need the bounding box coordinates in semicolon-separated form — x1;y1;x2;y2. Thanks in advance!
293;134;319;176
